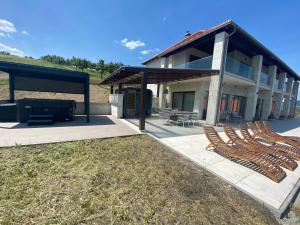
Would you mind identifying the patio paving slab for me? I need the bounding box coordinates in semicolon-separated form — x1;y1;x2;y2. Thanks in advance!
0;115;139;147
126;117;300;216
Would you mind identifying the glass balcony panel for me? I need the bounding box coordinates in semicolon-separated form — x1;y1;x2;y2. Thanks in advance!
225;56;254;80
274;79;280;89
175;55;213;70
260;72;270;86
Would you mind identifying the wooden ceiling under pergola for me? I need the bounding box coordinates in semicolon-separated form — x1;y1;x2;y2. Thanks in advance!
100;66;219;130
100;66;219;85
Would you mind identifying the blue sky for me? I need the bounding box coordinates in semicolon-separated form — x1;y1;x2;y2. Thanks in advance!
0;0;300;97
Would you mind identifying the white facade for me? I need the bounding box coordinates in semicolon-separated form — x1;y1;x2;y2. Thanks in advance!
144;30;299;125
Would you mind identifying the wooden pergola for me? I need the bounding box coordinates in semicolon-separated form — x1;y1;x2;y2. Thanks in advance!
100;66;219;130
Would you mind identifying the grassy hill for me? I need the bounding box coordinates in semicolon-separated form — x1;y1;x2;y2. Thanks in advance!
0;55;104;84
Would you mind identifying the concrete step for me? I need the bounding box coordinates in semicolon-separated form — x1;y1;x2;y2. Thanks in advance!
29;114;54;119
27;119;54;126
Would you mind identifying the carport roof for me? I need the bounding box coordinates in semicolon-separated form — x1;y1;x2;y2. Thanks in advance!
99;66;219;85
0;60;89;81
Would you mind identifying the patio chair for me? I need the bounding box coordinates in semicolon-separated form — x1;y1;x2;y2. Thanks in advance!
190;113;201;126
261;121;300;143
253;121;300;150
240;124;300;161
176;114;190;127
204;127;286;182
223;124;297;171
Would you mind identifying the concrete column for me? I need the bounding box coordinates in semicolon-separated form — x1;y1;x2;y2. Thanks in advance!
227;94;233;113
261;65;277;120
158;83;167;108
282;76;294;118
278;72;286;91
157;57;169;109
206;32;228;125
244;55;263;121
274;72;286;118
290;81;299;117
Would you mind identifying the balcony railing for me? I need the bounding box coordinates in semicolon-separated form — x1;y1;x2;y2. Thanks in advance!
225;56;254;80
260;72;270;86
175;55;213;70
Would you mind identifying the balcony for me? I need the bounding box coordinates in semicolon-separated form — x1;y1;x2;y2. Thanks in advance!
260;71;270;86
225;56;254;80
175;55;213;70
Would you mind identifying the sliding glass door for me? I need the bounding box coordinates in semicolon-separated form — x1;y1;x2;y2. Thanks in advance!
172;91;195;112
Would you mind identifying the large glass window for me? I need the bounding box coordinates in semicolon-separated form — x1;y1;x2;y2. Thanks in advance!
220;94;229;111
172;91;195;112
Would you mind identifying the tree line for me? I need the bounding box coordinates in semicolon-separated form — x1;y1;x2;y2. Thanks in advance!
0;51;123;78
40;55;124;78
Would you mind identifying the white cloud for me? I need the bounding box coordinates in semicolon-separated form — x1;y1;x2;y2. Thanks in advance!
121;38;145;50
0;32;5;37
140;48;160;55
0;43;24;56
0;19;16;33
21;30;29;35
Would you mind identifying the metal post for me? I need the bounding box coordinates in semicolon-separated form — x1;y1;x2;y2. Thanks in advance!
139;72;148;131
9;73;15;103
84;77;90;123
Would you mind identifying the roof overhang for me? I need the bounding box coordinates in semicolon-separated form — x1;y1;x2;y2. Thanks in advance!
143;20;300;81
99;66;219;85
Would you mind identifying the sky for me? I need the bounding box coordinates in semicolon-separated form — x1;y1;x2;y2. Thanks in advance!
0;0;300;97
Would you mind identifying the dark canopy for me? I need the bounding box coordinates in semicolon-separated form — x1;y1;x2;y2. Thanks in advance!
0;60;90;122
100;66;219;85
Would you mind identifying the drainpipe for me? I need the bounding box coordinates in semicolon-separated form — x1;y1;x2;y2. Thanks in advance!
215;24;237;125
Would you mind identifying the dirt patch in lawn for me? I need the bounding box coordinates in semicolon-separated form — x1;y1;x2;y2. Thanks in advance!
0;135;279;224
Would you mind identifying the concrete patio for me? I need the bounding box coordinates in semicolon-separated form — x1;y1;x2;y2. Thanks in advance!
0;115;139;147
123;117;300;216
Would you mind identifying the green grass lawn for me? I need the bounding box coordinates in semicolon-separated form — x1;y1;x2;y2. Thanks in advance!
0;55;102;84
0;135;278;225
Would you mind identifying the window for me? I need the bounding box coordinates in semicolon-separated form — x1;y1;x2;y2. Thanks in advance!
172;91;195;112
231;95;246;116
220;94;229;111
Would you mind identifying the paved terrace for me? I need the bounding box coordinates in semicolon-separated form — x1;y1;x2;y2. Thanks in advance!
0;115;139;147
124;117;300;216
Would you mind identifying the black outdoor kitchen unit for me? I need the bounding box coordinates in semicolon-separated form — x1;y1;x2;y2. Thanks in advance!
0;61;90;125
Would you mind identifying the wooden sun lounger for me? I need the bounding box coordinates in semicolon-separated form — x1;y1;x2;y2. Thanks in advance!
261;121;300;143
254;121;300;150
204;127;286;182
245;122;300;160
223;124;297;171
240;124;300;161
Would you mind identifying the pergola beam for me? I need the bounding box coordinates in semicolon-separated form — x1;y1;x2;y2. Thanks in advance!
9;73;15;103
139;72;148;131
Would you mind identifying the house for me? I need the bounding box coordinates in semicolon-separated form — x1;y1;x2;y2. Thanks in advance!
142;20;299;125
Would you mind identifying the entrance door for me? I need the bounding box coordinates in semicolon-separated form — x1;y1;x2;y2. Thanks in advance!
172;91;195;111
255;98;264;119
126;90;136;117
202;91;209;119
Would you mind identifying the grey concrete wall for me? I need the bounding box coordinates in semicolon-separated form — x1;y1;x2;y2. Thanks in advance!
75;102;111;115
109;94;123;118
